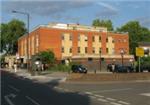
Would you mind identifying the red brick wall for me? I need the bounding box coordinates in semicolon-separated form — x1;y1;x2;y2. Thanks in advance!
18;27;129;60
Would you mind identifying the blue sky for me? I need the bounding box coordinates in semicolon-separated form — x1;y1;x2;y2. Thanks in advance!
1;0;150;31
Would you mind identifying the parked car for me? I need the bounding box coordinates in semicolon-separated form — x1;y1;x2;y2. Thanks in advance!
107;64;113;72
136;65;150;72
71;65;87;73
114;65;128;73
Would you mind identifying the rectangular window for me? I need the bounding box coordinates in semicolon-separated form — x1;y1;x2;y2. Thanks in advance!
106;48;109;53
99;48;102;53
93;47;95;53
112;39;115;43
99;36;101;42
85;35;88;41
78;35;80;41
36;34;39;47
61;34;64;40
106;38;108;42
78;47;80;53
112;48;115;54
85;47;88;53
69;47;72;53
69;34;72;41
92;36;95;42
61;47;64;53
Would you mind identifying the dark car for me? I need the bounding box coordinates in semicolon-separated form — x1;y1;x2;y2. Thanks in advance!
71;65;87;73
115;65;128;73
136;65;150;72
107;64;113;72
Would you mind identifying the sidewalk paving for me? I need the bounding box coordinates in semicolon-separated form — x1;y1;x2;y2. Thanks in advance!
3;68;68;83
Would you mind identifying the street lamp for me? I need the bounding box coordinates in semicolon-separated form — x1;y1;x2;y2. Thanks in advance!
99;48;101;72
12;10;30;71
120;49;125;66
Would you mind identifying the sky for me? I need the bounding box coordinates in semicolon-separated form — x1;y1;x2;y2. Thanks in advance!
1;0;150;31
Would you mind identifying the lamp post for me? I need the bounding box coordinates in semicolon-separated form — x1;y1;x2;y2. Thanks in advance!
99;49;101;72
120;49;125;66
12;10;30;71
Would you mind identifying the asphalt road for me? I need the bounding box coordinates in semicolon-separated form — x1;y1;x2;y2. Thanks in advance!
1;70;150;105
58;81;150;105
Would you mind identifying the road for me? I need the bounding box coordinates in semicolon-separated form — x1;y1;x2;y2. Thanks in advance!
1;70;150;105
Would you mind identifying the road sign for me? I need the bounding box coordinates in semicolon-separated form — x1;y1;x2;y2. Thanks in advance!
136;47;144;57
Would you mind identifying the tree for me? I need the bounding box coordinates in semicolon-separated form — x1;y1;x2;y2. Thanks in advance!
92;19;113;31
0;19;27;54
38;50;55;65
117;21;150;54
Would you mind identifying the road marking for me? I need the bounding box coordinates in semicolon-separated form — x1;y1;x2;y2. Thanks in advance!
89;96;96;99
26;96;40;105
97;98;108;102
110;102;122;105
91;88;132;93
85;92;93;95
94;94;104;98
140;93;150;97
8;85;20;92
4;93;16;105
118;101;130;105
106;97;116;101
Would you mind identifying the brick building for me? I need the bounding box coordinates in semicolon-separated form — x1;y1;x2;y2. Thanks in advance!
18;23;134;70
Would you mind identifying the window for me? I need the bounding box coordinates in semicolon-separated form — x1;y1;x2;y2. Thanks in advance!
36;34;39;47
78;35;80;41
112;39;115;43
85;47;88;53
99;36;101;42
69;34;72;41
93;47;95;53
112;48;115;54
69;48;72;53
106;38;108;42
61;47;64;53
78;47;80;53
61;34;64;40
99;48;102;53
106;48;109;53
92;36;95;42
85;35;88;41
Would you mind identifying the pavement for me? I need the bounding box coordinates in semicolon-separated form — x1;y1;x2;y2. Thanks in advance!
2;68;68;83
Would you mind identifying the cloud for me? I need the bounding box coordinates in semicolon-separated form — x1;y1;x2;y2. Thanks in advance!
1;1;93;16
95;2;118;18
97;2;118;11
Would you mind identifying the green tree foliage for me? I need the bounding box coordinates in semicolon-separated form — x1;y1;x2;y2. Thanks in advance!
0;19;27;54
38;50;55;65
141;56;150;66
92;19;113;31
117;21;150;54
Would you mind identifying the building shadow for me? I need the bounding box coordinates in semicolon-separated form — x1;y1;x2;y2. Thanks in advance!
1;70;91;105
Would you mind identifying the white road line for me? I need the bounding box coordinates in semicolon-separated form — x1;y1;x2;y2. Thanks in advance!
8;85;20;92
94;94;104;98
89;96;96;99
91;88;132;93
85;92;93;95
97;98;108;102
106;97;116;101
110;102;122;105
118;101;130;105
140;93;150;97
4;93;16;105
26;96;40;105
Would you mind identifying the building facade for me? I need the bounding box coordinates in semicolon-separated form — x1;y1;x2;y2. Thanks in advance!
18;23;133;70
